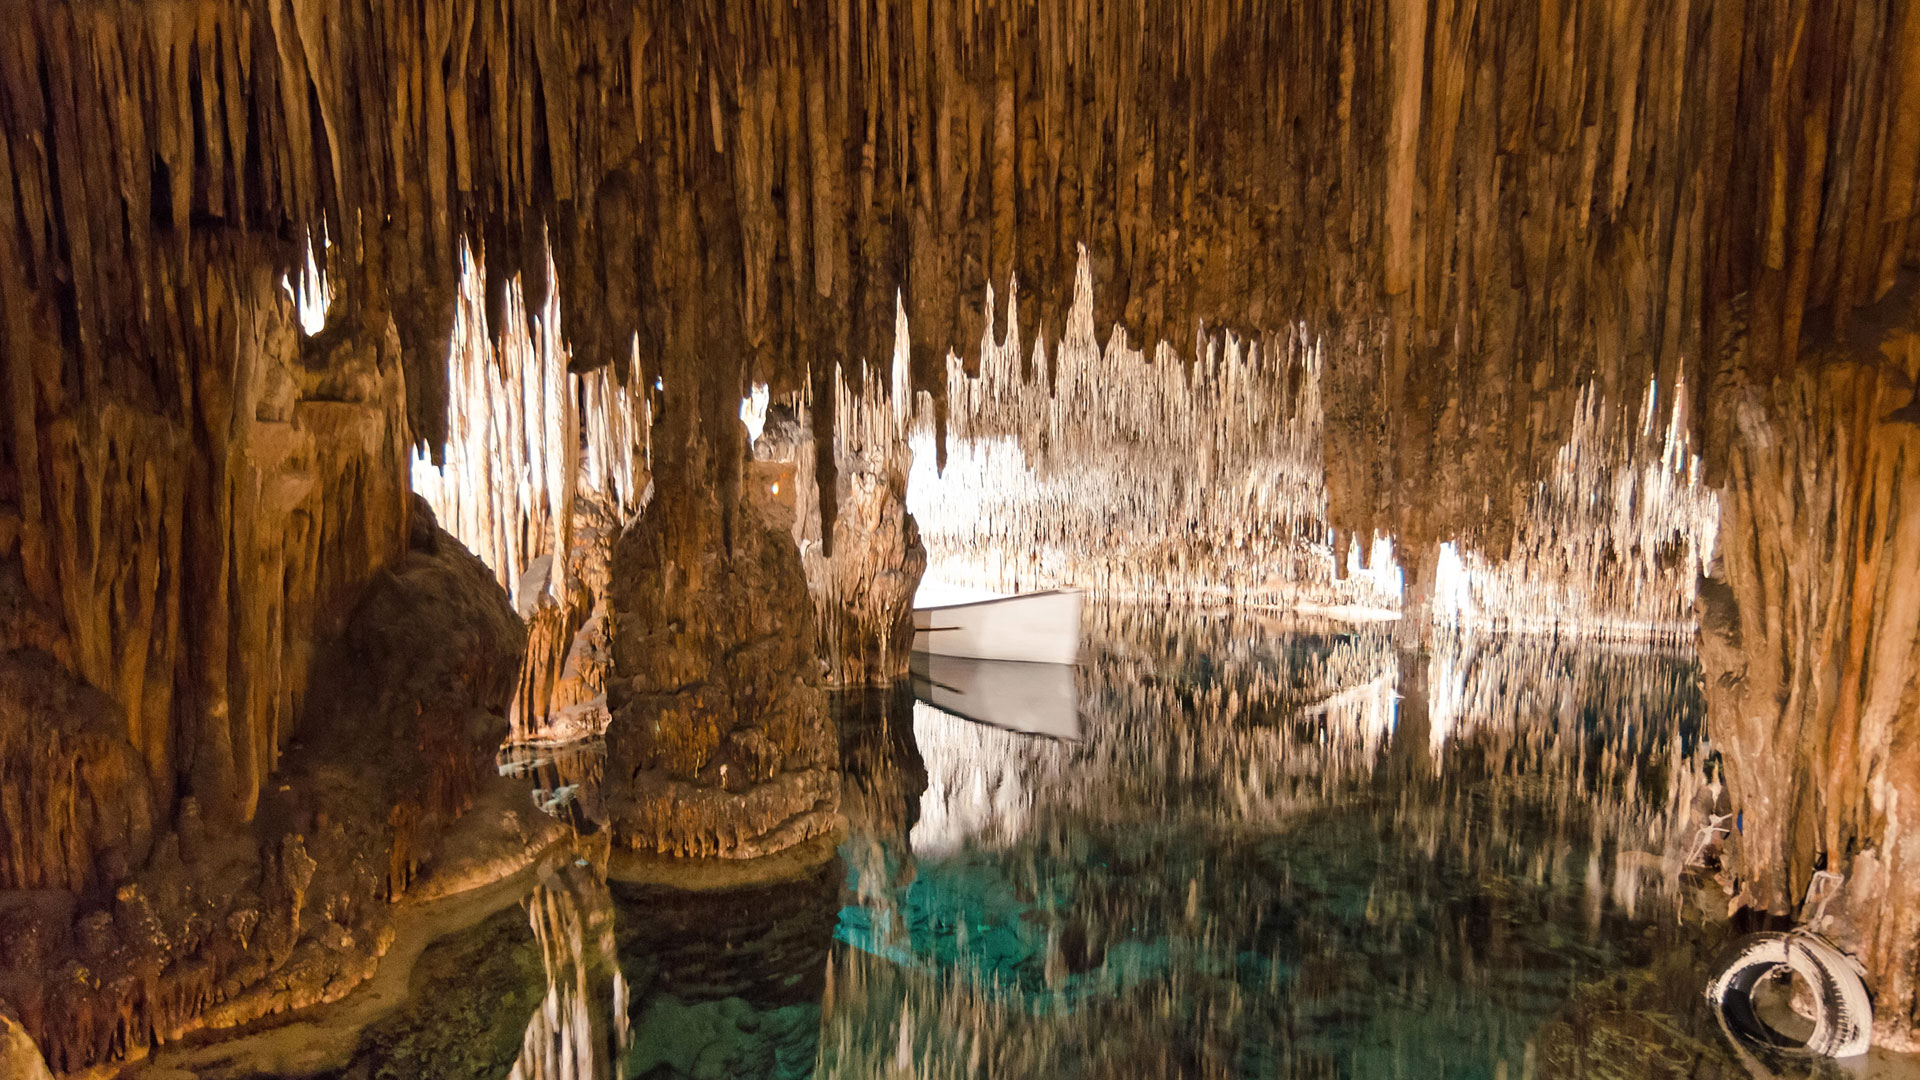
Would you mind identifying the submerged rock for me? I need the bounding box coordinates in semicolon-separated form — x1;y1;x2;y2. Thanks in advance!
332;903;546;1080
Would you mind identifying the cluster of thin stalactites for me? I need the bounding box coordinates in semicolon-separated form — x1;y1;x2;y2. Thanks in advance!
400;237;1719;739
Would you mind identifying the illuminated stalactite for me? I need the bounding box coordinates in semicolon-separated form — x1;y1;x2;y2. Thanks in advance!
1430;380;1721;642
8;0;1915;559
412;246;651;741
901;258;1716;637
908;257;1401;610
0;0;1919;1061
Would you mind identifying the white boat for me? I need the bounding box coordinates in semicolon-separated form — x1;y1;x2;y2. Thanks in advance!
910;653;1080;740
912;585;1083;664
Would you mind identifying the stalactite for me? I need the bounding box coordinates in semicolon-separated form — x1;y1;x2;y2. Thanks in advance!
5;0;1910;568
905;260;1401;612
410;245;650;742
3;0;1920;1063
1429;379;1721;642
850;254;1720;643
758;306;929;688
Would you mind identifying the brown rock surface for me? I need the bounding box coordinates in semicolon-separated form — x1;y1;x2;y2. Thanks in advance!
604;476;839;860
0;499;524;1072
0;650;155;893
1700;280;1920;1047
3;0;1920;1055
510;493;625;744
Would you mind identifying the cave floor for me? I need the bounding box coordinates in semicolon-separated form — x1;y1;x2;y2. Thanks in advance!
124;605;1920;1080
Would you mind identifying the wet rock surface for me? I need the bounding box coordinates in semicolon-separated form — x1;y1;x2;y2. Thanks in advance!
4;0;1920;1061
0;502;525;1072
323;902;547;1080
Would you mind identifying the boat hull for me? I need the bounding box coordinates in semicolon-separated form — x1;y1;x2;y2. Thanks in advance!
911;589;1083;664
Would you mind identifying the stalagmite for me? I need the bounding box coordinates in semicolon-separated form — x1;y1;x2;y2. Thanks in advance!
758;318;930;688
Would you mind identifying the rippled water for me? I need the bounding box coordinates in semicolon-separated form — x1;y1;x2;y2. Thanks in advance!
319;605;1904;1080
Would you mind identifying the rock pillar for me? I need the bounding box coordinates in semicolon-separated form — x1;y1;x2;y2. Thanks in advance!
1702;296;1920;1049
603;476;840;860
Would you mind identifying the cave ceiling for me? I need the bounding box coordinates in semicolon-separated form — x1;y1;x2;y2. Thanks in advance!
2;0;1917;555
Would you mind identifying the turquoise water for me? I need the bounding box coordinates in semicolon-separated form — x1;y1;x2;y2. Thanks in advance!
330;605;1840;1080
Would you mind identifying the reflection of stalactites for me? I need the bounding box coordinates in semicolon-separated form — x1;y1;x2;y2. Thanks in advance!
508;864;629;1080
909;605;1410;857
1420;632;1705;913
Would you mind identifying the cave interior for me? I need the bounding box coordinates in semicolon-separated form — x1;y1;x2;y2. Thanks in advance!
2;0;1920;1076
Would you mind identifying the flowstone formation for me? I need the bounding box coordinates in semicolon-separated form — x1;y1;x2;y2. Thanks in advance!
4;0;1920;1057
603;477;840;861
0;500;524;1072
1699;282;1920;1049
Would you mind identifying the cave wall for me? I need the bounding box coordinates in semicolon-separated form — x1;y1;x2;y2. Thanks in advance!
0;234;410;851
1700;281;1920;1048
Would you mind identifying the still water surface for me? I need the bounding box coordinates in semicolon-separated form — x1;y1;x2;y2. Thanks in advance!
325;605;1884;1080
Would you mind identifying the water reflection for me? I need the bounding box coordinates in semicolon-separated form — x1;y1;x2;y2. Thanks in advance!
608;861;840;1078
825;605;1724;1079
499;740;609;835
342;604;1852;1079
509;861;628;1080
910;654;1080;740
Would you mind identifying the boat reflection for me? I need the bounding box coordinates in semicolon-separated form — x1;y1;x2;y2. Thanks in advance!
909;653;1081;740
